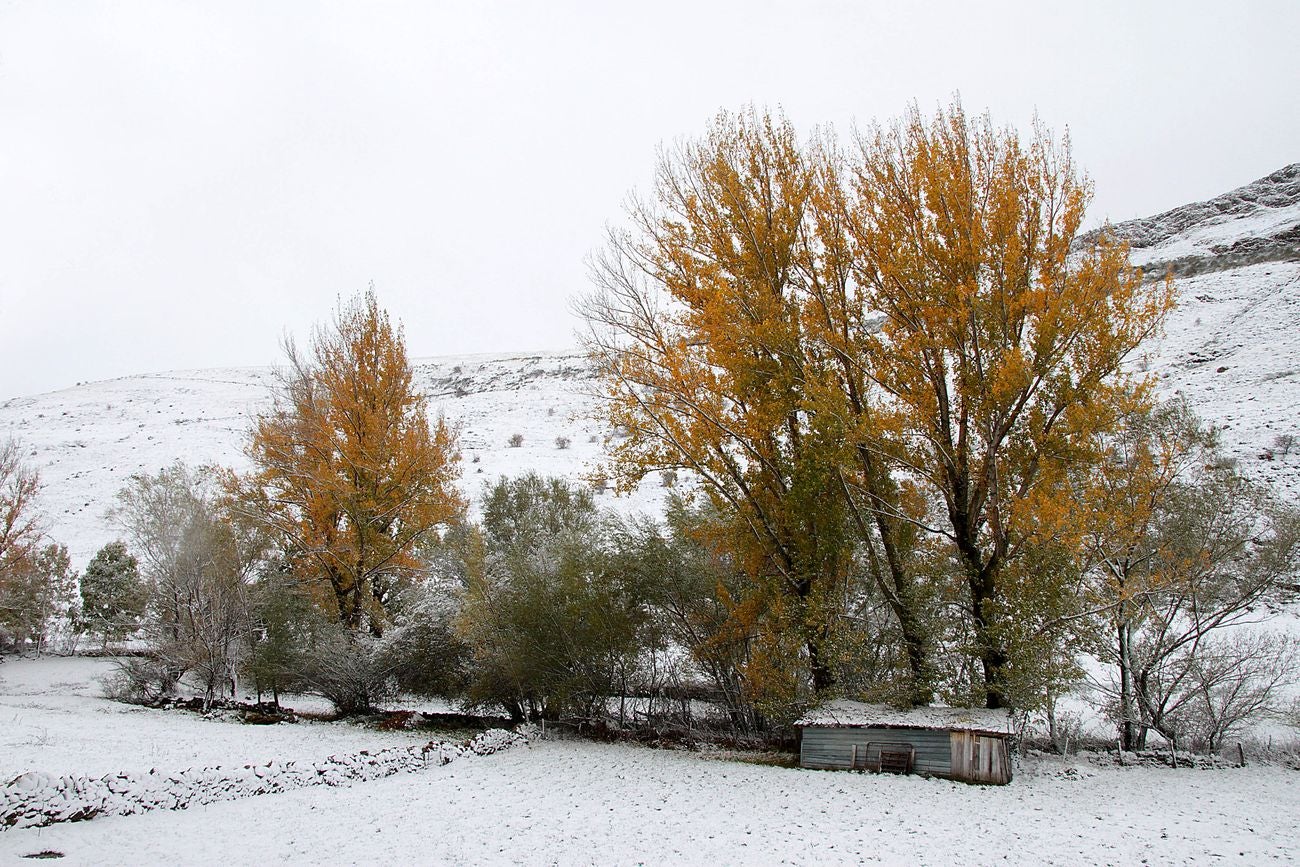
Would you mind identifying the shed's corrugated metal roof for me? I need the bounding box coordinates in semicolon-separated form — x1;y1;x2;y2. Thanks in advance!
796;699;1013;735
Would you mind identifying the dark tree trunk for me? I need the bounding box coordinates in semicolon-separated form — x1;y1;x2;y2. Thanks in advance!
1117;618;1137;751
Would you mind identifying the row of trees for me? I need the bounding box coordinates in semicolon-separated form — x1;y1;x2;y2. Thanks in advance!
6;266;1295;751
1;439;142;655
96;451;1300;753
5;102;1298;755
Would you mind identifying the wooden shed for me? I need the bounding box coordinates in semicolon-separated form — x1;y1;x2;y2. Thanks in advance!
797;700;1014;785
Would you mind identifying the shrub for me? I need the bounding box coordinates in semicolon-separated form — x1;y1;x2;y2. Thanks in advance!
301;623;397;715
102;657;176;706
555;436;571;450
456;475;650;722
508;433;524;448
379;588;470;700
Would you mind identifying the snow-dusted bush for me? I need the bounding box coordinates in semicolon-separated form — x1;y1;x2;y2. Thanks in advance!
300;623;397;716
378;585;470;701
101;656;176;705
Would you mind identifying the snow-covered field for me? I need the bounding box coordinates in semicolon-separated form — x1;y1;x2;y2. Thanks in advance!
5;729;1297;865
0;657;440;780
2;657;1297;865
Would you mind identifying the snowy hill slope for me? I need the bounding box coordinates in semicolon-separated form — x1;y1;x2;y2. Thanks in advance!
3;166;1299;568
0;352;665;566
1108;163;1300;501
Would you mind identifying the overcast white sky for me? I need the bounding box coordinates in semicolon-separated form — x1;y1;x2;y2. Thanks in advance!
2;1;1297;400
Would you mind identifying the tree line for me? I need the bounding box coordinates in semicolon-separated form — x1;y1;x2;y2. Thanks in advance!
2;100;1298;754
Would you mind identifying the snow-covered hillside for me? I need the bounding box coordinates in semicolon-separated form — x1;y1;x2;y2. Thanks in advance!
1111;163;1300;500
0;352;666;567
3;165;1299;568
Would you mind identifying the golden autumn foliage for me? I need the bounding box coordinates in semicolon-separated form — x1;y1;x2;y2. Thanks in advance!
583;100;1174;709
582;110;856;694
844;103;1175;707
238;290;463;634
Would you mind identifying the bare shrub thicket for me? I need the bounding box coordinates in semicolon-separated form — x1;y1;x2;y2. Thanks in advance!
111;462;268;709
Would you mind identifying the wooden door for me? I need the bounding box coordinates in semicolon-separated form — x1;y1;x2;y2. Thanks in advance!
950;732;1010;784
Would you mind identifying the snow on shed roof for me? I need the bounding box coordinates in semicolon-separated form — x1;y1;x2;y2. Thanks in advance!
796;700;1014;735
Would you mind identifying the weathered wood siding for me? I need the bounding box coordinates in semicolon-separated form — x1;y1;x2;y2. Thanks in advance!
949;731;1012;784
799;726;952;776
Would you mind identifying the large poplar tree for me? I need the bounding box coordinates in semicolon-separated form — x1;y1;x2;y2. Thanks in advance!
844;103;1173;707
583;101;1174;709
239;290;463;634
581;110;862;696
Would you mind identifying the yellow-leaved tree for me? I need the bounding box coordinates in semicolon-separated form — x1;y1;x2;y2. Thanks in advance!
844;102;1174;707
584;100;1174;711
238;290;463;634
581;110;859;699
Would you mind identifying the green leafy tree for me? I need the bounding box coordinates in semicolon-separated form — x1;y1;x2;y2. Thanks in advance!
0;542;77;653
80;541;146;650
456;474;651;722
243;565;318;706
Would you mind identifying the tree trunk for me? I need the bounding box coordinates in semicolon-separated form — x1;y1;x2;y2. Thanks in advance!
1117;618;1137;751
807;636;834;693
849;451;934;706
966;564;1008;709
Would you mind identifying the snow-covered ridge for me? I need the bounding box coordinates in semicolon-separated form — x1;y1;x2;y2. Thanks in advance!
1083;163;1300;277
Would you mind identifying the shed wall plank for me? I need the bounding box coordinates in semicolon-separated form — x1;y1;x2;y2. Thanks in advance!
800;727;953;775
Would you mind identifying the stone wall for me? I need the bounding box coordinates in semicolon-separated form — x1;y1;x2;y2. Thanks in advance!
2;728;528;830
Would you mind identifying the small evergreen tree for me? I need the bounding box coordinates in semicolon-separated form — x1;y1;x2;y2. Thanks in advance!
80;541;145;650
